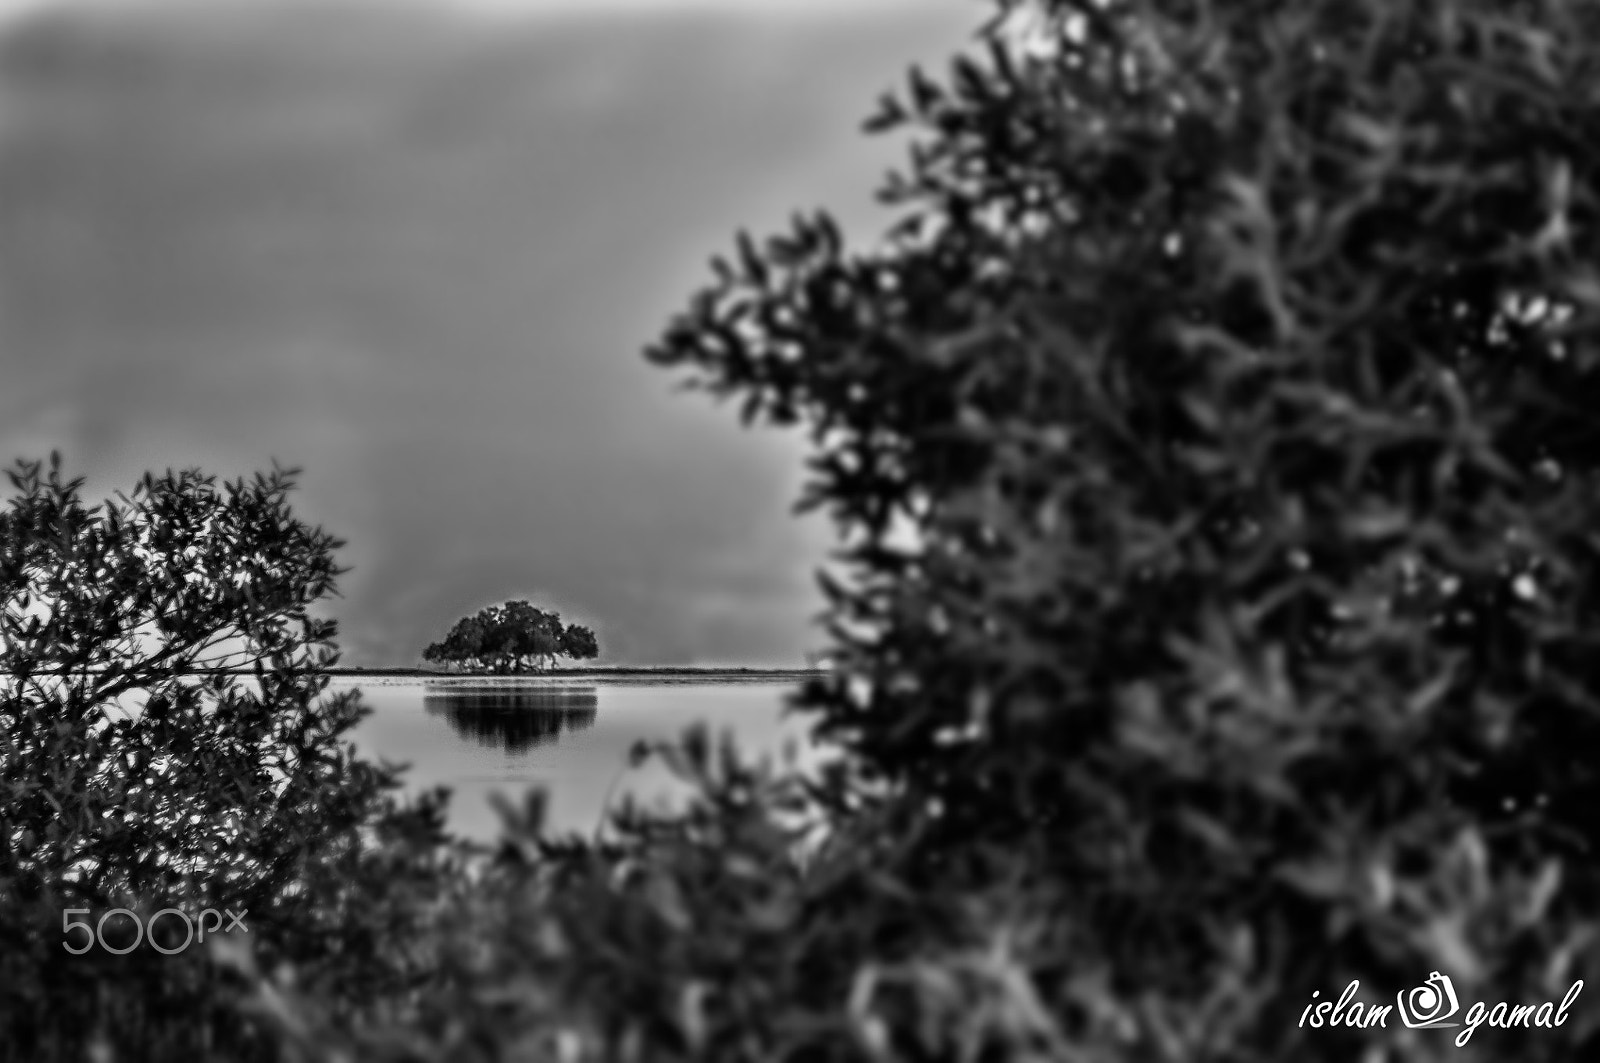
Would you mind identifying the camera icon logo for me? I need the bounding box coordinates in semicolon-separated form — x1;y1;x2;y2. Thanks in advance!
1396;971;1461;1028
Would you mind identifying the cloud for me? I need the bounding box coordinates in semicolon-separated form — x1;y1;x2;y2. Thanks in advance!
0;0;975;664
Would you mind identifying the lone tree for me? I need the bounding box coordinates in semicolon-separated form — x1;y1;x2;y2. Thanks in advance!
422;600;598;673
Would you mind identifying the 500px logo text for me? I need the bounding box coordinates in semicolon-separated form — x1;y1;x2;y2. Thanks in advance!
62;907;249;955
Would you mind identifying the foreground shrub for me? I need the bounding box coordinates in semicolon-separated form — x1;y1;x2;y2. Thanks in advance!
0;457;459;1060
648;0;1600;1057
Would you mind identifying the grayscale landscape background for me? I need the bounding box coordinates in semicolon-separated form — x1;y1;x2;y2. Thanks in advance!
0;0;974;668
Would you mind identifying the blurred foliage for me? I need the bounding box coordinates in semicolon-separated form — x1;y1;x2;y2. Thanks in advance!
14;0;1600;1058
422;600;599;674
641;0;1600;1055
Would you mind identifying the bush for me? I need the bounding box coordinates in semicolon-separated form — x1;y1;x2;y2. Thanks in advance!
644;0;1600;1056
0;457;459;1060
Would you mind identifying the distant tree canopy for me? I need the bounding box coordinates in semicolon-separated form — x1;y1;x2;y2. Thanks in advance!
422;601;598;673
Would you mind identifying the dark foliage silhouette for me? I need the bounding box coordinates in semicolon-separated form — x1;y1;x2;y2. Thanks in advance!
0;456;461;1060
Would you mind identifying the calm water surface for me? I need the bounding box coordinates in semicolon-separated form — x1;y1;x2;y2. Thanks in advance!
339;677;816;843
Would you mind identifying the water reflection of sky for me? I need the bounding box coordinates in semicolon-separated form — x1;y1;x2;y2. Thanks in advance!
344;678;815;843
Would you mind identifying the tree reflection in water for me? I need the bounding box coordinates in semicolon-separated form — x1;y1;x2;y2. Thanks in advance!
423;684;599;753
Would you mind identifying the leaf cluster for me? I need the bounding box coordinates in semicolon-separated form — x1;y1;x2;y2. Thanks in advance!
0;456;464;1060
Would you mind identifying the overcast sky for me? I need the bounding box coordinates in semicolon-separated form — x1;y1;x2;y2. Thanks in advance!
0;0;979;666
